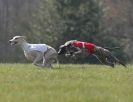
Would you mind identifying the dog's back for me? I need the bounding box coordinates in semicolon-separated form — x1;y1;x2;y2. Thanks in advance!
29;44;48;53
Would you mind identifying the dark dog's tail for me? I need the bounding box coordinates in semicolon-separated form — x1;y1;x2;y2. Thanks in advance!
104;47;120;50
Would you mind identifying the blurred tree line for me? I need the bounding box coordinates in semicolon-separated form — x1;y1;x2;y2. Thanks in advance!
0;0;131;63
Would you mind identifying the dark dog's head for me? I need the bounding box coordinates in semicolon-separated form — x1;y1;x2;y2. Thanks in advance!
58;44;78;56
58;45;67;55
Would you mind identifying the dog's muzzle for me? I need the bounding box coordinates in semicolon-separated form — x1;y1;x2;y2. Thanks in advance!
58;45;67;55
9;40;18;46
58;49;63;55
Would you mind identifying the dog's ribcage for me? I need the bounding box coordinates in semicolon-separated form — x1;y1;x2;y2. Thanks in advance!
23;44;48;61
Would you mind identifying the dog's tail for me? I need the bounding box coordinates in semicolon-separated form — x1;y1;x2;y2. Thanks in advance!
104;47;120;50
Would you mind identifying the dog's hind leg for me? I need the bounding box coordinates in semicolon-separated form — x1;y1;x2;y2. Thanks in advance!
104;49;126;67
105;51;127;67
93;54;114;67
45;55;58;68
32;52;45;68
94;47;115;67
44;47;58;68
112;56;126;67
45;59;53;68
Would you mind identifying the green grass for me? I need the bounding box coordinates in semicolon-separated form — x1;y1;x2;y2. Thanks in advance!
0;64;132;102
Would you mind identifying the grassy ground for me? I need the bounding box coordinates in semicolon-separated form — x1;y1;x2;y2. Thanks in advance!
0;64;132;102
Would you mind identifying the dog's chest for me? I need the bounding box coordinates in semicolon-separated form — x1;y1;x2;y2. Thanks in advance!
24;51;37;61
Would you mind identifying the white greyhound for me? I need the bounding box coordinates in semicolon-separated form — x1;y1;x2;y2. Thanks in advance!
9;36;57;68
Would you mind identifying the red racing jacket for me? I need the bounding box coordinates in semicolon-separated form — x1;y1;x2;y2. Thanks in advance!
73;41;96;55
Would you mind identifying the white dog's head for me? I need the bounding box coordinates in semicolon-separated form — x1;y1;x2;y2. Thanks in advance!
9;36;27;46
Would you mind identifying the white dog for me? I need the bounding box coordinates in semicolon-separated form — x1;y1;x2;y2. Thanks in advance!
9;36;58;68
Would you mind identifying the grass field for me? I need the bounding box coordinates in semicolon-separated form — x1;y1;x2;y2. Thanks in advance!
0;64;132;102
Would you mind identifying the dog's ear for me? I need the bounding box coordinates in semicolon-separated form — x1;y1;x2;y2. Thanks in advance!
21;36;27;40
60;45;66;49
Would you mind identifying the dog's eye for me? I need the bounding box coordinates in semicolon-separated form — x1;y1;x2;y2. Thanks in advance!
15;38;18;40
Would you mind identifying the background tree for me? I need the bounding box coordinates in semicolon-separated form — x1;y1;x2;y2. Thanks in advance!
56;0;128;63
0;0;131;63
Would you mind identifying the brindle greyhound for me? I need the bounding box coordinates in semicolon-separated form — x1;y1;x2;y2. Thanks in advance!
58;40;126;68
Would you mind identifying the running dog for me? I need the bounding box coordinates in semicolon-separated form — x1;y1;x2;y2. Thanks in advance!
9;36;57;68
58;40;126;68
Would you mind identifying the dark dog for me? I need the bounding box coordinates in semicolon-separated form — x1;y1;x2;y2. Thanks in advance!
58;40;126;68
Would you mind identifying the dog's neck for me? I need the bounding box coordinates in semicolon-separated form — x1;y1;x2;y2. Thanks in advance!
20;41;30;52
